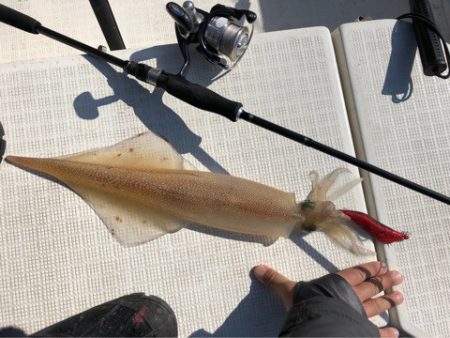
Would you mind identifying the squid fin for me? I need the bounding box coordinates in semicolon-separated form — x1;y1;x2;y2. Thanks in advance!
7;131;196;246
57;131;196;170
74;185;187;246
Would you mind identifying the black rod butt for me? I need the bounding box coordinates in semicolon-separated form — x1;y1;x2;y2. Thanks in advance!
409;0;447;76
0;3;41;34
89;0;125;50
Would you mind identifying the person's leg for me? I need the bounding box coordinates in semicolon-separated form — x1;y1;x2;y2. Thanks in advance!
254;261;403;338
30;293;177;337
0;327;27;337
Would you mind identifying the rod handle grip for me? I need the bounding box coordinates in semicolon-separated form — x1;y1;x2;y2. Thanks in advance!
0;3;41;34
157;73;242;121
409;0;447;76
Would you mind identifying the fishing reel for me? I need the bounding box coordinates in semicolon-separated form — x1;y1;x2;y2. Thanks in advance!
166;1;257;77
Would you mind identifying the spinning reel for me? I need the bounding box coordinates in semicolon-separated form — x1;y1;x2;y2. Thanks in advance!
1;2;448;205
166;1;257;77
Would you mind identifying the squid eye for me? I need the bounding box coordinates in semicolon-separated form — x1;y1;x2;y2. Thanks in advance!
300;200;315;210
303;223;317;232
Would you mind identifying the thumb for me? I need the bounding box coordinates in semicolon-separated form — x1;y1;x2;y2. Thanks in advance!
253;264;297;310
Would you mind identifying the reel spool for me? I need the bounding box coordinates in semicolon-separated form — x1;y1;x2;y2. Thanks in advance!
166;1;257;77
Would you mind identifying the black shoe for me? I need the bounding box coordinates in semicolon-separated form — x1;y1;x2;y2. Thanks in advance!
31;293;177;337
0;121;6;164
0;327;27;337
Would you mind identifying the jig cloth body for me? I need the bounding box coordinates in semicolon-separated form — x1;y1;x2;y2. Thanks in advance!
6;131;377;255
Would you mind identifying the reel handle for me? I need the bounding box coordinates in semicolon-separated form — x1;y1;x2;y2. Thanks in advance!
166;2;195;34
157;72;242;121
0;3;41;34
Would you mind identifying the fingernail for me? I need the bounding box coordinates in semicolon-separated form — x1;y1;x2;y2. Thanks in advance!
392;291;404;303
380;261;387;273
391;271;403;283
391;328;400;338
253;264;271;281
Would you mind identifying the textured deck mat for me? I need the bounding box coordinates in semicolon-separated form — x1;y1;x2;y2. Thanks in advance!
334;19;450;337
0;28;374;336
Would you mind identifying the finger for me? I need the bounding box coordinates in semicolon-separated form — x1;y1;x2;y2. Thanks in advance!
337;261;387;286
355;270;403;301
363;291;404;317
253;264;296;310
379;327;400;338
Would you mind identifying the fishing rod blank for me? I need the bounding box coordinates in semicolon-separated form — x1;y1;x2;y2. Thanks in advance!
238;112;450;205
1;3;449;205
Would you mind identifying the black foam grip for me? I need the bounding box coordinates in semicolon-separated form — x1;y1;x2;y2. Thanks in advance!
157;73;242;121
0;4;41;34
409;0;447;76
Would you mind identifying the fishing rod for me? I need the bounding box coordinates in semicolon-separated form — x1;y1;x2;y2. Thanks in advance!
1;2;449;205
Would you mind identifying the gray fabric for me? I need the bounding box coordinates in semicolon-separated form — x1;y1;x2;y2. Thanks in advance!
295;273;367;317
279;273;379;337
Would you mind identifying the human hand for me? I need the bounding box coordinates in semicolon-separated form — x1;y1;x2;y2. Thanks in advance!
253;261;404;338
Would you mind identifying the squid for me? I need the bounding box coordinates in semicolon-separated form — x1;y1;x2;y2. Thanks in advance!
5;131;407;255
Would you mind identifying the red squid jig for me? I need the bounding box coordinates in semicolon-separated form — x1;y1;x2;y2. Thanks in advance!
340;209;409;244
